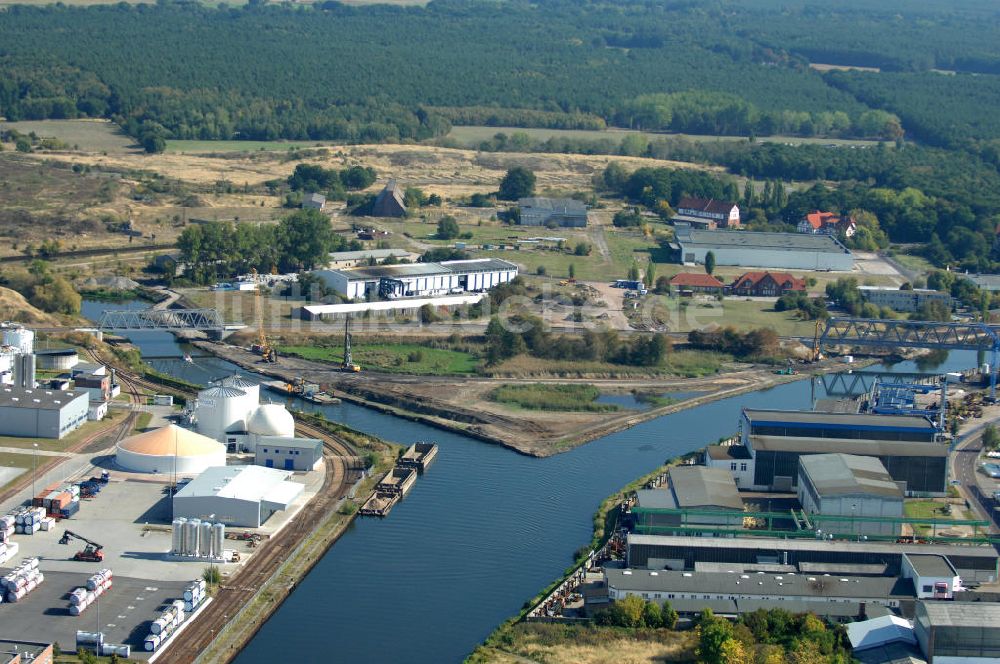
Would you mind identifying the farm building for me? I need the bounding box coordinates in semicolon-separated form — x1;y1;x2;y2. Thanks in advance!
672;225;854;271
517;197;588;227
172;465;304;528
668;272;724;294
0;387;88;439
797;454;904;537
303;192;326;211
311;258;518;300
372;180;407;217
671;197;740;229
859;287;953;313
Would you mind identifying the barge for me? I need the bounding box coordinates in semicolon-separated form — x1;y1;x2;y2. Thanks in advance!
359;491;399;517
264;380;341;405
376;467;418;498
397;442;438;472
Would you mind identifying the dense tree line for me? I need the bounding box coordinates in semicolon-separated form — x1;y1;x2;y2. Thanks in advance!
599;163;738;212
176;210;351;283
687;327;780;359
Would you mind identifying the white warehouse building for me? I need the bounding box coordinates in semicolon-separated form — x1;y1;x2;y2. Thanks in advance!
673;225;854;271
312;258;518;300
172;465;305;528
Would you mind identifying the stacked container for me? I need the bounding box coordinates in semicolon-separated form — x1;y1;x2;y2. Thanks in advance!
0;540;19;565
68;569;113;616
182;578;207;612
0;514;15;542
2;557;44;602
14;507;45;535
143;577;208;652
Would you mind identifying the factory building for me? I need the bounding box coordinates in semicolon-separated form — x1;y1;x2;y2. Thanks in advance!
915;601;1000;663
859;286;954;314
902;554;961;600
312;258;518;300
625;534;1000;584
326;249;418;269
0;387;88;439
193;375;299;453
632;466;742;531
603;567;914;617
739;409;941;445
797;454;904;537
255;436;323;471
115;424;227;475
672;225;854;271
517;197;588;227
172;465;304;528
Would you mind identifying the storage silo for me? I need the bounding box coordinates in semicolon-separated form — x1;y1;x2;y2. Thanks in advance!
1;324;34;355
212;523;225;559
172;518;186;554
185;519;201;557
195;386;248;442
246;404;296;446
219;375;259;417
199;521;213;558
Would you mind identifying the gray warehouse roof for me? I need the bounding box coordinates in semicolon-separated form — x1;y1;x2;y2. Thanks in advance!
0;387;87;410
669;465;743;510
918;601;1000;627
519;197;587;213
751;436;949;458
744;409;938;431
903;554;957;578
674;227;851;255
328;258;518;282
328;249;414;262
799;453;902;499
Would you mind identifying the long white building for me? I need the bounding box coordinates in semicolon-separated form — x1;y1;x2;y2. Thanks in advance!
312;258;518;300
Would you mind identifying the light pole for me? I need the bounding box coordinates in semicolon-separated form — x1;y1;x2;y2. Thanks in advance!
31;443;38;503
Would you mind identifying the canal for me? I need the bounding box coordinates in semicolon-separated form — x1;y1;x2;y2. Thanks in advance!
82;299;980;663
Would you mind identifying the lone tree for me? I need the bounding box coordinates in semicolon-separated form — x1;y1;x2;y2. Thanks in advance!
437;215;460;240
275;209;337;272
499;166;536;200
705;250;716;275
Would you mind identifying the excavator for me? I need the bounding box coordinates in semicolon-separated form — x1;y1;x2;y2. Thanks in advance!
249;268;278;363
59;530;105;562
341;315;361;372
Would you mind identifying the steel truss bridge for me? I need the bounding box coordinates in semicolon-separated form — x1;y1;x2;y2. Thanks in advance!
816;371;944;397
97;308;235;335
819;317;1000;396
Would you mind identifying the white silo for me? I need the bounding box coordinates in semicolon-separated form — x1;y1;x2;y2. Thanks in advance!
1;324;34;355
195;386;248;441
185;519;201;557
172;518;186;554
199;521;213;558
219;375;259;418
212;523;225;559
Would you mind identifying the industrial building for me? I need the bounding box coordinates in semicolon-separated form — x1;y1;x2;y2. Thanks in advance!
115;424;227;475
312;258;518;300
0;640;53;664
192;375;301;454
901;554;961;600
326;248;418;269
632;466;742;531
517;197;588;227
172;465;305;528
672;225;854;271
34;348;79;371
0;387;88;439
915;601;1000;663
602;567;914;616
859;286;953;314
738;409;942;444
797;454;904;537
255;436;323;471
671;197;740;229
298;293;485;321
625;534;1000;584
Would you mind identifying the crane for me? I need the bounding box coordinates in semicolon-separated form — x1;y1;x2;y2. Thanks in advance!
342;315;360;372
59;530;105;562
810;318;824;363
250;268;277;363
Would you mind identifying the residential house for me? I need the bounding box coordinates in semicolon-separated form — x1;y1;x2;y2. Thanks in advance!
798;211;857;238
729;271;806;297
668;272;725;295
671;197;740;229
372;180;407;217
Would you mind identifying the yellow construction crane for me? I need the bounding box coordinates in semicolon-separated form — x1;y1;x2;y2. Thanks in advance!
250;268;277;363
810;318;824;363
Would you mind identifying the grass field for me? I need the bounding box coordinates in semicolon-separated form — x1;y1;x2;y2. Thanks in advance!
489;383;618;412
0;119;135;153
487;349;728;378
279;342;479;375
447;125;883;148
669;298;817;336
167;139;342;154
889;252;935;275
905;499;952;520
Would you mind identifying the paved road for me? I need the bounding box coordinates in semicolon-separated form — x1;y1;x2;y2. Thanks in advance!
951;418;1000;532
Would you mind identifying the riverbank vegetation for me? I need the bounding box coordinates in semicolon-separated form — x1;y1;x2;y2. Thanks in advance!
489;383;618;413
279;341;479;376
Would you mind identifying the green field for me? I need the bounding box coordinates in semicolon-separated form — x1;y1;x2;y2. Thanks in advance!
904;500;952;520
446;125;883;148
489;383;618;412
279;343;479;375
670;298;817;336
0;119;135;153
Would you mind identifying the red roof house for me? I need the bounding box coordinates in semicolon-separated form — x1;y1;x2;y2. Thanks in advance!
798;211;856;237
729;271;806;297
669;272;725;293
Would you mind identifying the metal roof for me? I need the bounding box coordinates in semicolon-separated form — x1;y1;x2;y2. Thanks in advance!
705;444;752;461
518;197;587;213
326;258;517;282
174;465;299;502
257;435;323;451
799;453;902;499
903;553;957;578
674;227;851;255
0;387;87;410
846;615;916;651
301;293;485;316
751;436;949;458
198;386;246;399
744;408;938;431
328;249;414;262
669;466;743;510
605;568;913;600
918;601;1000;627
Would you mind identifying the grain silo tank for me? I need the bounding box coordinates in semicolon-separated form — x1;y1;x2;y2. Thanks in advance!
212;523;225;559
172;518;186;554
219;375;259;416
246;404;295;439
199;521;213;558
1;323;34;355
195;386;248;441
185;519;201;557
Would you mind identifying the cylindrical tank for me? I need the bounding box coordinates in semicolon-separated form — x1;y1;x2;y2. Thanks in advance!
195;386;248;441
246;403;295;439
185;519;201;557
199;521;213;557
144;635;160;652
220;375;260;419
150;618;167;635
101;644;131;658
213;522;225;559
76;631;104;646
982;363;991;375
1;324;34;355
172;518;186;554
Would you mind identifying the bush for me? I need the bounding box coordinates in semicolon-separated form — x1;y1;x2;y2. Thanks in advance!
203;566;221;585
